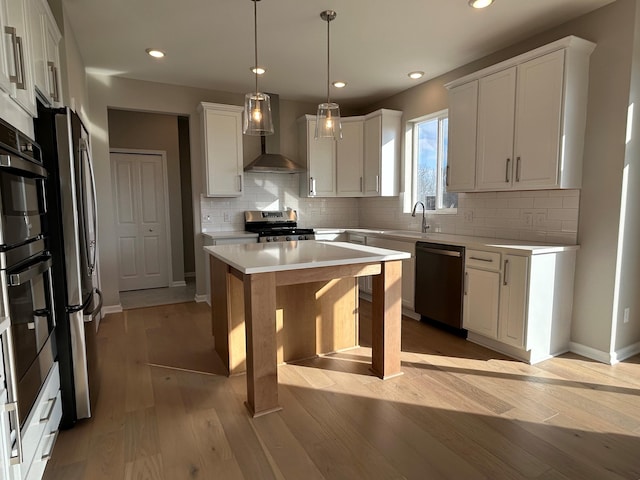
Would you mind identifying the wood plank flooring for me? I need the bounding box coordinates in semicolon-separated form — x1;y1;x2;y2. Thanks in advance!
43;301;640;480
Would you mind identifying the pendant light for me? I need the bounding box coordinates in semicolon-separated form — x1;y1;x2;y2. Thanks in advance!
315;10;342;140
243;0;274;136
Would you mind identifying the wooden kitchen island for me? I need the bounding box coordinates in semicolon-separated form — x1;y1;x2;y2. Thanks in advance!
204;241;410;417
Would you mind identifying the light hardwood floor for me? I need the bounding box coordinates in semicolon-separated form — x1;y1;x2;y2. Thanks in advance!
43;301;640;480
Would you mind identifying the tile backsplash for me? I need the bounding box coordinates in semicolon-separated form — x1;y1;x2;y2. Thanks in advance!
200;174;359;232
201;174;579;245
359;190;580;244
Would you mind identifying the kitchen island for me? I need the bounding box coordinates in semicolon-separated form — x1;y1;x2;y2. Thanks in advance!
204;241;410;417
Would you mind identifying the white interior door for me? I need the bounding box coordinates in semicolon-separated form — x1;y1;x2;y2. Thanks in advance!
111;151;169;291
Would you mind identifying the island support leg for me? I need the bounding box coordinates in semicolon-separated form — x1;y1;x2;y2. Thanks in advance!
243;271;281;417
370;260;403;379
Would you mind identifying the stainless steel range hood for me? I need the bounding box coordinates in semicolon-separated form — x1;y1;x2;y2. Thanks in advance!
244;94;305;174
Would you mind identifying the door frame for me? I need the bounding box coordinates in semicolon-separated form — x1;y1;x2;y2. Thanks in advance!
109;148;174;290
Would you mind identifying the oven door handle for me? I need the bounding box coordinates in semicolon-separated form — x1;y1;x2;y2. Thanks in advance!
0;154;47;178
8;257;52;286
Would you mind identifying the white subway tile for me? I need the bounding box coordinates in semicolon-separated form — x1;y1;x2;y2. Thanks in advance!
533;197;564;208
547;208;579;221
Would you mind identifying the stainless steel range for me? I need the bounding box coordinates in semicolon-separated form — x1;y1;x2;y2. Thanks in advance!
244;210;315;243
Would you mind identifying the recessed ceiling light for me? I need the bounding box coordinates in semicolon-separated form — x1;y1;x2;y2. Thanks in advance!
408;71;424;80
145;48;165;58
468;0;494;8
332;81;346;88
251;66;266;75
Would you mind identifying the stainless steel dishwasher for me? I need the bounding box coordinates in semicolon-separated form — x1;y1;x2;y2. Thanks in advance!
414;242;466;332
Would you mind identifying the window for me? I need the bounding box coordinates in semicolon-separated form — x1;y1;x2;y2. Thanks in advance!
412;111;457;212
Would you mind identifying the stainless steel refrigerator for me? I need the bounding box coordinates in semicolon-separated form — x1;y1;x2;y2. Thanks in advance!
34;102;102;428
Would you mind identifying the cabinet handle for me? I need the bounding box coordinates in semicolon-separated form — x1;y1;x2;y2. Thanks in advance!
360;176;363;192
48;62;60;102
505;158;511;183
464;271;468;295
515;156;521;182
40;395;58;423
310;177;317;196
445;165;450;187
503;259;510;285
237;175;242;192
5;27;25;90
4;401;23;464
469;256;493;263
41;430;60;460
375;175;380;193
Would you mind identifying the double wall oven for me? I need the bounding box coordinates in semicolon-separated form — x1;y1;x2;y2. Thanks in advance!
0;118;55;445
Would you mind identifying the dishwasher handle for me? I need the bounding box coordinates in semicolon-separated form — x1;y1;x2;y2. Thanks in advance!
415;244;462;258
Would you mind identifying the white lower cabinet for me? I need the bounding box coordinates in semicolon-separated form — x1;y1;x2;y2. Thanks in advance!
464;248;576;364
20;362;61;480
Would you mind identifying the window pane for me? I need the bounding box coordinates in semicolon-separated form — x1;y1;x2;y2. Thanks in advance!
416;119;437;209
440;117;458;209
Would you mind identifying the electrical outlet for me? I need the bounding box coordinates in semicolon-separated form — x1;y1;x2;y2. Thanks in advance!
464;211;473;223
523;212;533;226
203;214;211;222
534;212;546;226
223;212;230;222
624;307;630;323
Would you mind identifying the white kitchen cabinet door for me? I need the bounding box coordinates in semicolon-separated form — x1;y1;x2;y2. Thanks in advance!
298;115;336;197
463;267;500;338
3;0;37;116
0;0;14;94
513;50;565;189
475;67;516;191
336;119;364;196
498;255;528;348
363;110;402;197
199;103;244;197
447;81;478;192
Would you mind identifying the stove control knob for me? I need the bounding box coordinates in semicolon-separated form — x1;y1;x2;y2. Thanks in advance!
266;237;272;242
286;236;292;241
301;235;307;240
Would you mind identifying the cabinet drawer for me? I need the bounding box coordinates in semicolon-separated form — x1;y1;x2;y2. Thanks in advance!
25;391;61;480
466;250;501;270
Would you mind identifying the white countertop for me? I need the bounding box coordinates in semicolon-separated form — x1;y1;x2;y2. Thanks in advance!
204;240;410;274
201;231;258;240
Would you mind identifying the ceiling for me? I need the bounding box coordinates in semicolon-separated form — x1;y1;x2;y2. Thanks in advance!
62;0;615;110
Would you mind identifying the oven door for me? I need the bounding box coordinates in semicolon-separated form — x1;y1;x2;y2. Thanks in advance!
4;253;55;424
0;154;47;248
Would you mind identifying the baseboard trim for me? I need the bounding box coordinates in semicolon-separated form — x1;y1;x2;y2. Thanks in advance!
171;281;187;287
194;294;208;303
568;342;614;364
184;272;195;278
611;341;640;364
102;304;123;315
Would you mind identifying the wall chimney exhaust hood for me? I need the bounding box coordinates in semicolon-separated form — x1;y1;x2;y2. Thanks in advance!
244;93;305;174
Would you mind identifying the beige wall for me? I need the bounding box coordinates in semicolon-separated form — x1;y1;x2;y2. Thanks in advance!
107;109;187;285
362;0;639;360
614;3;640;353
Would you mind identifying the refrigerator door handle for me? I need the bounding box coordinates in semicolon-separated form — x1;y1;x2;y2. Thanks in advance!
66;290;93;314
79;137;99;276
84;288;103;322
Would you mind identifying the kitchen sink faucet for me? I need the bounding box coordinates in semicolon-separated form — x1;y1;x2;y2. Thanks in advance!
411;201;430;233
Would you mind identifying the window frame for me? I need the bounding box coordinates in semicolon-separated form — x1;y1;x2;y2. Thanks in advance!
410;109;457;214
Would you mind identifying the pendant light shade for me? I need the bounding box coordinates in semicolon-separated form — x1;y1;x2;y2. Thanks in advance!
243;0;274;136
315;10;342;140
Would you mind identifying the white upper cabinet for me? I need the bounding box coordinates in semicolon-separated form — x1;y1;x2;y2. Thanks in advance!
336;118;364;197
199;102;244;197
298;115;337;197
363;109;402;197
1;0;37;116
447;81;478;192
475;67;517;190
446;36;595;192
26;0;62;107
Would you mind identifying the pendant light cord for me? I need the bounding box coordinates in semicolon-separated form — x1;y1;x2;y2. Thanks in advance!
254;0;259;95
326;16;331;103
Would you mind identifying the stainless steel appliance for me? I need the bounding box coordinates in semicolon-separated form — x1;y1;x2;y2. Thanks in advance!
414;241;466;333
34;103;102;428
0;118;56;434
245;210;315;242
